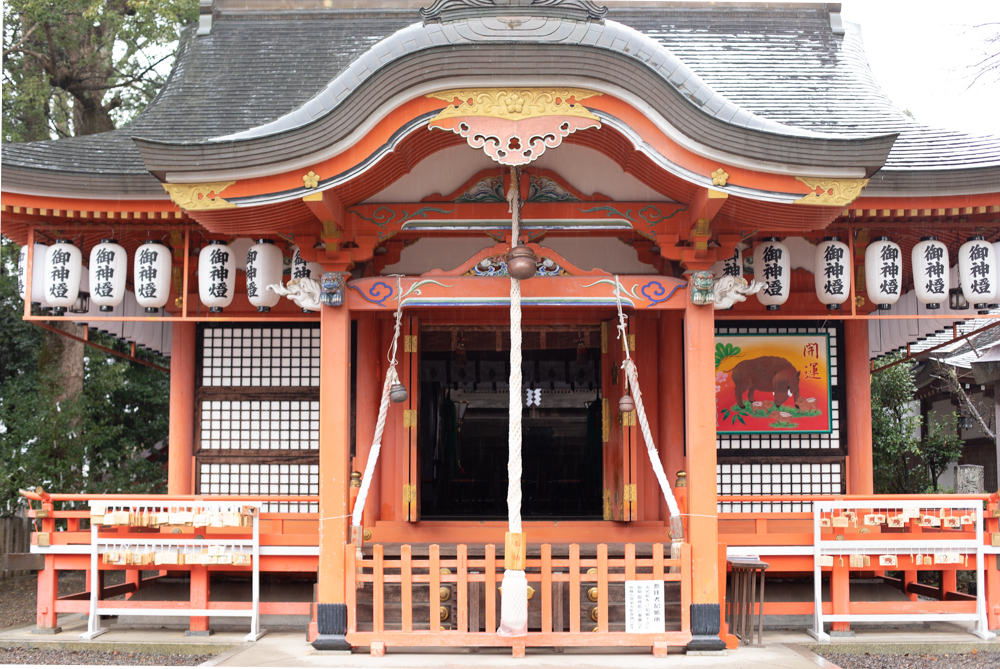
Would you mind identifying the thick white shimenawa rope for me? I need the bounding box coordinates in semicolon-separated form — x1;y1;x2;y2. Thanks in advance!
498;166;529;637
351;276;405;538
614;275;685;544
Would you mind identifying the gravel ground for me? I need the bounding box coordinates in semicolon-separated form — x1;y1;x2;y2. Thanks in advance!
822;651;1000;669
0;571;127;632
0;646;212;665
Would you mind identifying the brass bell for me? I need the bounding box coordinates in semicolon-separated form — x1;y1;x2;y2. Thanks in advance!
619;394;635;413
506;245;537;280
390;383;408;404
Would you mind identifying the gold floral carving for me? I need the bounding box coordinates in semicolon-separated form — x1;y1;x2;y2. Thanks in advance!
794;177;870;206
711;168;729;187
303;171;320;189
162;181;237;211
427;88;602;123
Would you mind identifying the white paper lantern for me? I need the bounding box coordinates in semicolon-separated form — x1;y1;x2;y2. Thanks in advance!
711;246;742;279
864;237;902;310
912;236;949;309
44;240;82;314
991;241;1000;309
814;236;850;310
134;240;173;313
291;246;309;280
199;241;235;313
18;243;49;305
753;237;790;310
958;235;997;312
89;239;127;312
246;239;283;312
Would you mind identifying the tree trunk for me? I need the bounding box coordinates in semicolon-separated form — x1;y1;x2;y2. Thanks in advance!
70;88;117;136
38;321;85;403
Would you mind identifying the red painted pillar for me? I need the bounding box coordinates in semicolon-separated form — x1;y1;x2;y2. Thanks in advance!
35;506;59;632
168;322;196;495
354;313;381;528
188;566;210;635
830;558;851;632
683;293;724;650
845;320;873;495
658;312;685;522
314;294;352;649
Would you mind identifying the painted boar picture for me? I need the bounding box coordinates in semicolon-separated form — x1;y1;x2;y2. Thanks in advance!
715;333;832;434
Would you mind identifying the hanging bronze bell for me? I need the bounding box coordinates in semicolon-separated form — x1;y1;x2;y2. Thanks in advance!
619;394;635;413
506;245;537;281
390;383;408;404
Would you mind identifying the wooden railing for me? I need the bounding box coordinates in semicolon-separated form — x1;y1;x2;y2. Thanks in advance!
345;542;691;654
717;493;1000;634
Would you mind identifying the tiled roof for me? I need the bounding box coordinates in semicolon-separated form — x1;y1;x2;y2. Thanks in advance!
3;3;998;198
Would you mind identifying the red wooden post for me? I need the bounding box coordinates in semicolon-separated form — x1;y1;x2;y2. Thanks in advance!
684;292;724;649
845;320;874;494
541;544;552;633
429;545;441;633
168;322;196;495
457;544;468;633
188;565;210;635
35;505;59;632
355;313;381;527
658;312;685;522
830;557;850;633
569;543;580;634
373;544;384;633
597;544;609;633
485;544;497;633
314;293;352;649
401;544;413;632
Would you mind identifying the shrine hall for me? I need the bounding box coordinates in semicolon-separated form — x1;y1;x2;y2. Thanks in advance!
4;0;1000;655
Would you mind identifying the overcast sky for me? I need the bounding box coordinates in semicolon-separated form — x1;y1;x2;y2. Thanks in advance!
840;0;999;137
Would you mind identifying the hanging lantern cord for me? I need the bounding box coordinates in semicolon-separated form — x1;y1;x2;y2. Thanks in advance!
613;275;685;544
350;275;405;552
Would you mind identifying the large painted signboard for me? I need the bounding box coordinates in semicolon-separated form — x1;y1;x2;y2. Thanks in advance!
715;333;832;434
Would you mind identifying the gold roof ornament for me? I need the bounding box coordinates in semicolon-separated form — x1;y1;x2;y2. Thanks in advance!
162;181;237;211
794;177;869;207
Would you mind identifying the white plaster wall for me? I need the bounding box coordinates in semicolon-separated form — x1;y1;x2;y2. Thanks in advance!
363;143;673;203
380;236;658;276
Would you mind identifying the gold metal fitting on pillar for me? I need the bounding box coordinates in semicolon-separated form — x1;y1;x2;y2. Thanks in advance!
587;587;598;602
675;470;687;487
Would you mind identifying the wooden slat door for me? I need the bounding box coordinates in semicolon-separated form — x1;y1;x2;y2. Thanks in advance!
400;316;420;522
601;320;638;521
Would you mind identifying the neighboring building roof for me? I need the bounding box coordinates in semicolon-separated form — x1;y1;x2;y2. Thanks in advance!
3;1;999;199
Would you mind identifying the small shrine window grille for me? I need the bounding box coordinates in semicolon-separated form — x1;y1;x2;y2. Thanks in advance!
717;462;843;513
198;463;318;513
200;326;320;387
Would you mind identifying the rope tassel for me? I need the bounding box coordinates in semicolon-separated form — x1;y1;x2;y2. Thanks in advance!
614;275;685;544
351;276;405;544
498;165;528;637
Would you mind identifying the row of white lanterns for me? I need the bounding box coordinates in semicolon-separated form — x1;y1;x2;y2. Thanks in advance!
723;235;997;312
19;239;323;315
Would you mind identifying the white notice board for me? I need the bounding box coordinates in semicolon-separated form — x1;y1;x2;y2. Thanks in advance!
625;580;665;633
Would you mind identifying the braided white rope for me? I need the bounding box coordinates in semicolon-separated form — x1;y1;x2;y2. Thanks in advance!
351;276;404;529
614;275;685;542
499;166;528;637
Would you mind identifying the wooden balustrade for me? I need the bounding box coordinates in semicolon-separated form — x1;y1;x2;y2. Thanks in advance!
345;542;691;653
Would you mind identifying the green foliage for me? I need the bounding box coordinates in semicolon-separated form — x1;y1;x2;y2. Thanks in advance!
871;355;926;493
0;239;168;515
3;0;198;140
922;411;965;492
715;342;742;370
871;355;966;494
